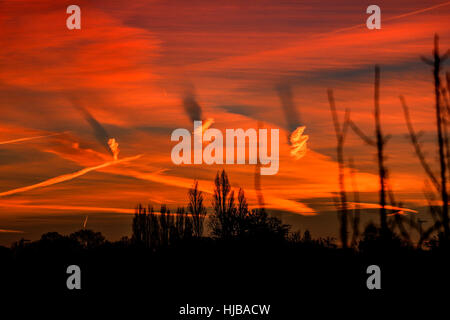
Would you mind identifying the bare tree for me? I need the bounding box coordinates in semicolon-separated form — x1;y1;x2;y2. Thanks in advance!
401;34;450;241
236;188;249;237
348;65;390;237
132;204;150;248
210;170;236;239
132;204;193;248
420;34;450;239
348;158;361;247
327;89;350;248
254;120;265;209
373;66;388;235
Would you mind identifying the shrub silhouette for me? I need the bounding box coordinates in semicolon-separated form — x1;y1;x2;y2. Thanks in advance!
209;170;237;239
69;229;106;249
209;170;289;241
237;208;290;242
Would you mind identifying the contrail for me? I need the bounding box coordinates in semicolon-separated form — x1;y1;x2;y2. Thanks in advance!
344;202;418;214
83;215;88;229
192;1;450;72
0;202;205;216
0;132;64;145
108;167;316;215
385;1;450;22
0;202;136;214
0;228;24;233
322;1;450;36
0;155;141;197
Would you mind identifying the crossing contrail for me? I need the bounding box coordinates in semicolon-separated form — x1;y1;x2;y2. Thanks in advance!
0;132;64;145
0;202;135;214
0;155;141;197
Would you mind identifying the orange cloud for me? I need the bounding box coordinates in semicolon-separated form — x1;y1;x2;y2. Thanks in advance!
0;0;447;242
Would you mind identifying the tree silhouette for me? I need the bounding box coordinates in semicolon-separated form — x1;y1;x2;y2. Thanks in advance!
235;188;249;237
188;181;207;238
132;204;151;248
422;34;450;240
210;170;237;239
159;204;170;247
327;89;350;248
348;66;390;238
208;170;289;241
132;204;193;249
400;34;450;244
242;208;290;241
175;206;193;241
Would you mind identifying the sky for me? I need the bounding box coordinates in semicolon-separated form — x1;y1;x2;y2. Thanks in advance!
0;0;449;245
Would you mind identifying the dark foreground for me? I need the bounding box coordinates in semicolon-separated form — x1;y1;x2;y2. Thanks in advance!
1;232;449;317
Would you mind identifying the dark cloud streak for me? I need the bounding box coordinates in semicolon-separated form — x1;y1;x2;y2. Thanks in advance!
182;89;202;122
276;83;302;133
72;100;113;156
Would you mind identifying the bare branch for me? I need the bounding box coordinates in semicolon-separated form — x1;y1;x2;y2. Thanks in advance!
383;134;392;145
348;120;376;146
400;95;440;191
421;56;433;66
423;180;441;223
441;49;450;61
327;89;341;140
348;157;360;247
327;88;349;248
419;221;441;246
341;109;351;143
440;87;450;175
430;33;449;238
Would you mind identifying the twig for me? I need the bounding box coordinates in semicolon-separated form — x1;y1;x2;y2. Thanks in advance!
400;96;440;191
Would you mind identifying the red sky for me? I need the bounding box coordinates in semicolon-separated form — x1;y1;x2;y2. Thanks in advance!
0;0;449;244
